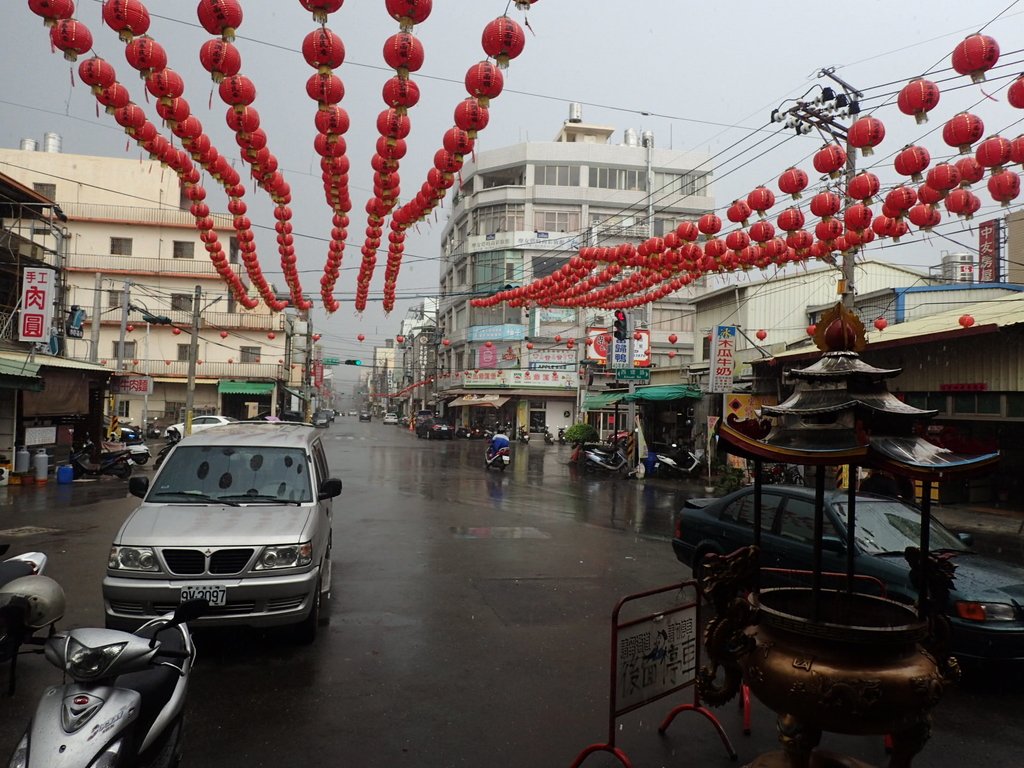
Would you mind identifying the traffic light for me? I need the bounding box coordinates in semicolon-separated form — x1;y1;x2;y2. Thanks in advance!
613;310;628;341
344;359;363;366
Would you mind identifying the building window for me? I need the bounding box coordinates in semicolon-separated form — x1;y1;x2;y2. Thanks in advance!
229;236;239;263
33;182;57;200
587;167;647;191
952;393;1000;415
117;400;131;419
474;203;524;234
171;293;193;312
177;344;191;362
534;208;581;232
107;289;125;309
110;237;133;256
172;241;195;259
456;264;468;286
240;346;261;363
178;189;191;210
473;250;521;293
534;165;580;186
480;165;525;189
112;341;136;359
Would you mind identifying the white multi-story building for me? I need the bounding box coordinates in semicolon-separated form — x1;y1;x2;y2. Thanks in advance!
434;109;715;433
0;138;294;431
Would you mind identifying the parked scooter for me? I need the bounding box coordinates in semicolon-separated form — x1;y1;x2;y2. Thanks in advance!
557;427;566;445
0;547;63;693
69;439;133;480
580;442;629;473
484;446;511;471
7;599;208;768
543;426;554;445
153;432;181;472
518;426;530;444
651;445;705;478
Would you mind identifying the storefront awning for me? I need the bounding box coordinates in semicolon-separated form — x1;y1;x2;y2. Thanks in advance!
581;391;627;410
448;394;510;408
623;384;703;402
218;380;275;395
281;385;309;401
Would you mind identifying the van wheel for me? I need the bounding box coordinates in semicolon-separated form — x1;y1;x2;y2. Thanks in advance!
294;577;321;644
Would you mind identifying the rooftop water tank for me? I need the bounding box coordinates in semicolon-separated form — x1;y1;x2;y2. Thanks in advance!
624;128;639;147
568;102;582;123
19;138;38;152
940;252;975;283
43;132;62;153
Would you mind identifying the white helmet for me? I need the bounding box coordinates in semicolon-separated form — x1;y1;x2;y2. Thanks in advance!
0;575;66;630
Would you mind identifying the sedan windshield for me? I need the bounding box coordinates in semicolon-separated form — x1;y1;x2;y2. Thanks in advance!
150;445;313;503
835;499;970;555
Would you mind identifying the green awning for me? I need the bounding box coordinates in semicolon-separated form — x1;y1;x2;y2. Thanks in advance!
218;380;275;395
0;353;42;391
623;384;703;402
281;385;309;402
581;391;627;410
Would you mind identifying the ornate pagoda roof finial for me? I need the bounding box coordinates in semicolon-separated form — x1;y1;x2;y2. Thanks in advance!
813;302;866;353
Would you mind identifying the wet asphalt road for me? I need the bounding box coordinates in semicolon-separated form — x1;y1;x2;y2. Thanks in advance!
1;421;1023;767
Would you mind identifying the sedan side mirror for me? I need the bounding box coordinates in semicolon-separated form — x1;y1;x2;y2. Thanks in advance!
319;477;343;500
956;532;975;548
128;476;149;499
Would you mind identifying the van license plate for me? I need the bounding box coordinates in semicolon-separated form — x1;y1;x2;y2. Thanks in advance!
180;585;226;606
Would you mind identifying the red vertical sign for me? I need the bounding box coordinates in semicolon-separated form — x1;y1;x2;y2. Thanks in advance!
978;219;1000;282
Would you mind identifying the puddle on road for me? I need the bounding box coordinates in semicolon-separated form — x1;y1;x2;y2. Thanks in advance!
449;526;550;539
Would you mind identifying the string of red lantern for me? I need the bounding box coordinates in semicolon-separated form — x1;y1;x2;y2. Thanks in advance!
297;3;350;313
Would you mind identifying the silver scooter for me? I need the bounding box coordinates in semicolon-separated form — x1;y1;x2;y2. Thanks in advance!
8;599;208;768
0;546;60;694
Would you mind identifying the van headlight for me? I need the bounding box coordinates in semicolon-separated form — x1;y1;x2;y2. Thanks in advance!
108;546;160;572
254;543;312;570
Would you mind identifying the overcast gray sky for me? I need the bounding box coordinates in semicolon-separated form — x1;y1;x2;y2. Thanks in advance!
4;0;1024;374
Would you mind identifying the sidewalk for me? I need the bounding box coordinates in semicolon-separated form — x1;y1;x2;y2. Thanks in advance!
932;501;1024;537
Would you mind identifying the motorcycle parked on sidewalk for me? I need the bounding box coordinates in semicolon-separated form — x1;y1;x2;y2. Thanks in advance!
578;442;629;474
485;446;511;471
651;445;705;478
557;427;566;445
69;440;133;480
543;426;554;445
517;426;530;445
0;548;64;693
7;599;209;768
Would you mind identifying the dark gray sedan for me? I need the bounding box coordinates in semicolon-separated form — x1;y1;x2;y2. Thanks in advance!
671;485;1024;668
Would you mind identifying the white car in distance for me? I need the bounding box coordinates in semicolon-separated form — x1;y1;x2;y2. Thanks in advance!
164;414;236;441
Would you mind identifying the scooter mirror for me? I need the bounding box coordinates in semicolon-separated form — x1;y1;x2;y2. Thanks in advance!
173;598;209;625
128;476;149;499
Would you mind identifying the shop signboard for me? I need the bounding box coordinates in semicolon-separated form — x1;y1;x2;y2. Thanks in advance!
979;219;1001;282
587;327;651;367
709;325;736;393
18;267;54;344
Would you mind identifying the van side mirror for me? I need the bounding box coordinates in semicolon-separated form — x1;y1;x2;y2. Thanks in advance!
319;477;343;500
957;532;975;548
821;536;846;554
129;476;149;499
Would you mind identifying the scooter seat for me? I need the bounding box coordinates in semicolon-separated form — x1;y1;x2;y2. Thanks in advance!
113;625;187;741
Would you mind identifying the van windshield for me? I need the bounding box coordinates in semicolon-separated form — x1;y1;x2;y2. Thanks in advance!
151;445;313;504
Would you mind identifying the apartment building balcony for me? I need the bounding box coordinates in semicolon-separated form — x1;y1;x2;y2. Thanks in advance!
67;252;244;279
92;309;283;332
115;359;285;381
59;201;233;230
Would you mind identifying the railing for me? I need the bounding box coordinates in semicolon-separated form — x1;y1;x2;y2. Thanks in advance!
109;359;285;380
67;253;243;277
92;309;283;331
58;202;233;230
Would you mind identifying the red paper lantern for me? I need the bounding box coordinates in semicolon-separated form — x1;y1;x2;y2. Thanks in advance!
943;112;985;154
382;76;419;110
102;0;150;41
987;170;1021;207
959;314;975;328
218;74;256;108
810;191;841;220
776;207;805;232
885;186;917;214
954;156;985;186
844;204;873;233
897;78;940;124
125;35;167;78
453;98;489;136
199;39;241;82
951;33;999;83
219;330;228;339
302;28;345;71
749;221;775;243
944;188;980;219
267;331;276;340
78;57;117;93
382;32;424;73
746;186;775;215
633;331;643;341
848;172;880;202
172;327;182;335
28;0;76;27
378;108;411;140
553;335;562;343
777;167;808;199
396;335;406;343
442;339;451;346
484;340;493;348
926;163;960;193
481;16;525;69
667;334;678;345
1010;76;1024;109
126;324;135;333
847;116;885;157
465;60;504;105
755;329;767;341
299;0;345;24
908;204;941;231
975;135;1012;173
813;144;847;178
197;0;243;40
357;333;365;342
806;325;817;337
893;145;930;182
50;18;93;61
385;0;433;30
525;342;534;350
697;213;722;237
873;317;888;331
727;199;752;225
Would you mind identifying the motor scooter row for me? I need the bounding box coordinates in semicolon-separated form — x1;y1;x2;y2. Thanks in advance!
69;439;133;480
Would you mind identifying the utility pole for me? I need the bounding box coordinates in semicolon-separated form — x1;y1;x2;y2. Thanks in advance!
111;279;131;434
89;272;102;362
183;284;201;437
771;69;862;307
303;312;314;422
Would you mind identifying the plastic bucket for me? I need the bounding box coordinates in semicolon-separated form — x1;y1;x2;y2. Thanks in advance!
56;464;74;485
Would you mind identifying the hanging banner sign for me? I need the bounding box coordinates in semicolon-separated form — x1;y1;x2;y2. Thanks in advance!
978;219;1000;282
709;326;736;393
19;267;54;343
110;375;154;396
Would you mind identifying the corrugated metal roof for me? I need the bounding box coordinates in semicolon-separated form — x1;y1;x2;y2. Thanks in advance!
773;291;1024;361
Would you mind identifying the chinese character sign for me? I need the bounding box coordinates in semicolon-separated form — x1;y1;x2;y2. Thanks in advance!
979;219;1001;282
709;325;736;393
615;608;698;711
19;268;54;343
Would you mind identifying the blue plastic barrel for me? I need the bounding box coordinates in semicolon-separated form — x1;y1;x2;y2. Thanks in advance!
56;464;74;484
